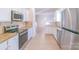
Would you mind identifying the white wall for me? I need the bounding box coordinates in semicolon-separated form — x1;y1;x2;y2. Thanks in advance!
36;14;55;27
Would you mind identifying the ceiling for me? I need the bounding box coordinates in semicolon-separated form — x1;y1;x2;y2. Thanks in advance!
35;8;60;15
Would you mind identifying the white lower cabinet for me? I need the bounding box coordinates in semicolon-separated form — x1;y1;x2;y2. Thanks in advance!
7;34;19;50
0;41;7;50
0;34;19;50
28;28;33;40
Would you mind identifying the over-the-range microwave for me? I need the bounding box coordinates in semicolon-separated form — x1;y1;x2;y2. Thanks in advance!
11;10;23;21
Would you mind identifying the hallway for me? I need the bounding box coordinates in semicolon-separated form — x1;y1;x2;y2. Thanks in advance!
22;27;60;50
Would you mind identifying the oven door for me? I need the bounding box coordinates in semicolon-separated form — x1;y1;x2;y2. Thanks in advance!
19;30;28;49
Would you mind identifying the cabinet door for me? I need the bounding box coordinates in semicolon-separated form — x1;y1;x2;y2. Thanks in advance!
19;31;28;49
28;28;33;40
0;8;11;22
8;34;19;50
0;41;7;50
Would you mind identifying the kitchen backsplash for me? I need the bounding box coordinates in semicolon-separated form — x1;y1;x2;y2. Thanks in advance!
0;22;27;28
12;22;25;28
0;22;11;26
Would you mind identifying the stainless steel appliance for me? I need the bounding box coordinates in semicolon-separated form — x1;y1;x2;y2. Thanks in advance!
11;10;23;21
4;25;28;49
4;25;18;33
60;8;79;50
19;29;28;49
57;28;62;46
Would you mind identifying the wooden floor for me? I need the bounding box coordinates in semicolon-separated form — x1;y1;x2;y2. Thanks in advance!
21;27;60;50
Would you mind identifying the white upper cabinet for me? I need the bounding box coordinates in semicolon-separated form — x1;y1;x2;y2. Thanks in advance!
28;28;33;40
23;9;28;21
0;8;11;22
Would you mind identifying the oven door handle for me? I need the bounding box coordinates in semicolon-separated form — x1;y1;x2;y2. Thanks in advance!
19;31;28;36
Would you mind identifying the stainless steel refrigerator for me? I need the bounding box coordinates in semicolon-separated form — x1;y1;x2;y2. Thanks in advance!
60;8;79;50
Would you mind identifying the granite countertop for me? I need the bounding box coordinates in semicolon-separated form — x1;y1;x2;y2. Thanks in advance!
0;32;17;43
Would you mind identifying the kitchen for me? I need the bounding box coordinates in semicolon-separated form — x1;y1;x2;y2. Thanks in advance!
0;8;34;50
0;8;79;50
0;0;78;59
